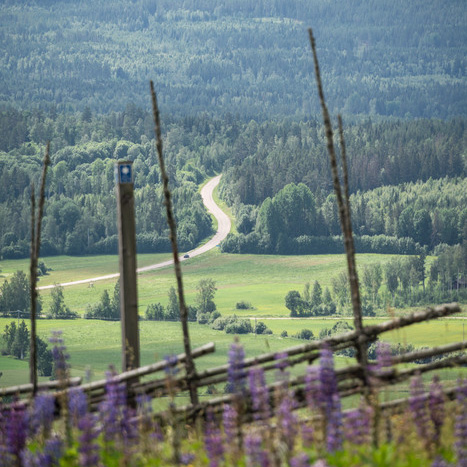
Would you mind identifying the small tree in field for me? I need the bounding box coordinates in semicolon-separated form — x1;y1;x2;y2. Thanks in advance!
48;285;77;319
285;290;303;317
196;278;217;315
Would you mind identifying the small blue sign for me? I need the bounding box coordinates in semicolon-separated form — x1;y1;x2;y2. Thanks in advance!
118;164;133;184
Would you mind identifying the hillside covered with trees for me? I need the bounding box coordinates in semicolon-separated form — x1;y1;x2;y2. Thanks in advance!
0;0;465;119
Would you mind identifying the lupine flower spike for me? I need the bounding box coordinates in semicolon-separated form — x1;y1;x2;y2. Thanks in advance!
227;338;246;394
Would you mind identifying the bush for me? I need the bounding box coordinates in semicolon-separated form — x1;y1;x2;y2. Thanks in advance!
254;321;272;335
294;329;314;340
281;330;288;338
236;301;253;310
225;319;253;335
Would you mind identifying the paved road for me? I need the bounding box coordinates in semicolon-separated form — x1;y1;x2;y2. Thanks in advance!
38;174;230;290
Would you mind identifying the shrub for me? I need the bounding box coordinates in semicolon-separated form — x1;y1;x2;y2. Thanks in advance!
225;319;253;335
236;301;253;310
281;330;288;338
294;329;314;340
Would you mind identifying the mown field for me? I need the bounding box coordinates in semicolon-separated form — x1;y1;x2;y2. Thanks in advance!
1;251;465;392
2;250;408;317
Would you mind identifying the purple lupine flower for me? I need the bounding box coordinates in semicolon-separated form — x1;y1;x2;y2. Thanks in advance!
0;446;13;467
78;413;100;467
22;436;64;467
42;436;63;466
290;452;311;467
222;403;238;444
180;453;196;465
375;341;392;370
245;433;271;467
343;402;372;445
455;379;467;467
431;456;451;467
301;422;314;448
277;391;298;453
30;392;55;437
319;345;342;452
6;402;28;461
305;366;320;411
429;375;445;447
227;339;245;394
409;374;430;443
326;393;343;452
204;410;224;467
99;370;123;442
164;354;179;377
49;331;70;380
69;387;87;429
248;366;270;422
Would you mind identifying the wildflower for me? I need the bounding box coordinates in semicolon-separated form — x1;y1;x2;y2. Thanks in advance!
290;452;311;467
30;392;55;437
222;403;238;443
343;402;372;445
455;379;467;467
319;345;342;452
49;330;70;380
204;410;224;467
277;391;298;453
78;413;100;467
22;436;63;467
245;433;270;467
164;354;179;377
99;369;125;443
68;387;87;429
248;366;270;422
6;402;28;462
431;456;451;467
301;422;314;448
180;453;196;465
227;339;245;394
375;341;392;371
409;374;430;443
428;375;445;447
305;365;320;411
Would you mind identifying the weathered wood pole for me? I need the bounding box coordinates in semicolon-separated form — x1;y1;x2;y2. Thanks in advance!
116;161;140;373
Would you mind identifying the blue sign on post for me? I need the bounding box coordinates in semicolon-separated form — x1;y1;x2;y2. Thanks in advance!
118;163;133;184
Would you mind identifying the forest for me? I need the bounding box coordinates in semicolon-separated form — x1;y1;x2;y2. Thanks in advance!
0;0;465;119
0;108;465;260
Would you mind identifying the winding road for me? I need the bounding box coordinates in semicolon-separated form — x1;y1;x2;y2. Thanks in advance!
37;174;230;290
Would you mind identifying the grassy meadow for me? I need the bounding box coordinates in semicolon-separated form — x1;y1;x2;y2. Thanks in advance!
1;250;465;390
2;249;406;316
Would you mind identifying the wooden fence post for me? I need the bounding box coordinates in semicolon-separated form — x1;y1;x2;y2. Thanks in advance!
116;161;140;374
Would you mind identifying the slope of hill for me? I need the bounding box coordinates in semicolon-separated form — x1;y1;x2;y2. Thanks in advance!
0;0;465;119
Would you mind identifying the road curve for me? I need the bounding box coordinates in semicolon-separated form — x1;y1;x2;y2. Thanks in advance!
38;175;230;290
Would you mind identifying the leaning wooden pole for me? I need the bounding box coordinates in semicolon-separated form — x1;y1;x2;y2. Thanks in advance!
29;143;50;395
308;29;370;385
150;81;199;406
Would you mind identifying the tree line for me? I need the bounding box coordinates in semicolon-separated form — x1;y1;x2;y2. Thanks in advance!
0;109;465;259
285;242;467;317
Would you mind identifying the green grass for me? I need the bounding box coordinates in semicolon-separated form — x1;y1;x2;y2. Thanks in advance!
1;251;465;389
258;317;466;347
3;250;411;317
0;318;296;388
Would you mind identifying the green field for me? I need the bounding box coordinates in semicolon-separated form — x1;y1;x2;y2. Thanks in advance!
1;250;411;317
1;251;465;390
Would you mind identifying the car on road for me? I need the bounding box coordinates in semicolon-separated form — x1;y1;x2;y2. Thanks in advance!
183;254;190;258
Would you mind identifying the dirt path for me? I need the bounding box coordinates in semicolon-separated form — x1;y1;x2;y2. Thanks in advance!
38;174;230;290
